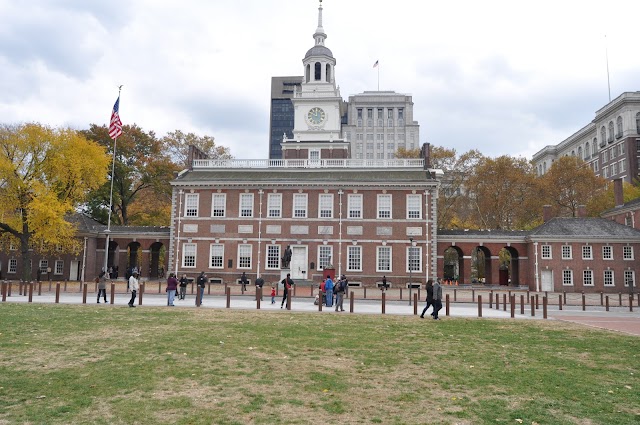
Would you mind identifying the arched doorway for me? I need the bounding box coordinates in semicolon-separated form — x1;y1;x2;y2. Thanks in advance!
443;246;463;283
127;242;142;277
498;246;520;286
471;246;492;284
107;240;120;278
149;242;165;278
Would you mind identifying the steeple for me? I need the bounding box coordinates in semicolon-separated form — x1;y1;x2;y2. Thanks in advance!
313;0;326;46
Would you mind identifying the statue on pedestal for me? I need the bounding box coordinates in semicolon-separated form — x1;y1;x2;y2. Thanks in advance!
281;245;292;268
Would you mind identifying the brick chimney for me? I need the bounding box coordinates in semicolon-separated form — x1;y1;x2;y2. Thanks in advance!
543;205;553;222
577;205;587;218
613;178;624;207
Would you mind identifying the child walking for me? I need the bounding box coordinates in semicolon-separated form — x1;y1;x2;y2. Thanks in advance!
270;286;276;304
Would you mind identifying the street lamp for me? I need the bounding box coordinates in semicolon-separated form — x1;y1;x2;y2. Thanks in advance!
408;237;414;306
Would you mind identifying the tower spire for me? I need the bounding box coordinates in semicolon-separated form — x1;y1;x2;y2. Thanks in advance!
314;0;326;46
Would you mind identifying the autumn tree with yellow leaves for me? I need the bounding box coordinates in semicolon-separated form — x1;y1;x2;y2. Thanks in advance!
0;123;110;281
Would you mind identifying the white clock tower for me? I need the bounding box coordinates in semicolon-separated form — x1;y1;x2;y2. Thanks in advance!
284;0;347;156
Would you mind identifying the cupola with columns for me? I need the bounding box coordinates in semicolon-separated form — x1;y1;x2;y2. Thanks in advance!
282;0;349;160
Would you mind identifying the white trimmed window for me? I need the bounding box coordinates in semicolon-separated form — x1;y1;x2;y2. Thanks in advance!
602;246;613;260
240;193;254;217
347;246;362;271
604;270;614;286
185;193;199;217
582;245;592;260
9;242;17;251
238;244;252;269
377;246;392;272
318;245;333;270
623;246;634;260
562;269;573;286
406;194;422;219
55;260;64;275
318;194;334;218
561;245;572;260
267;194;282;218
266;245;280;269
407;246;422;273
211;194;226;217
624;270;636;287
209;244;224;269
583;270;593;286
8;259;17;273
39;260;48;273
377;194;392;219
541;245;551;259
293;193;308;218
182;243;196;268
348;194;362;219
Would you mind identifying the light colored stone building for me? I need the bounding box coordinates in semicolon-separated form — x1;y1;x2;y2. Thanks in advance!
532;91;640;183
341;91;420;159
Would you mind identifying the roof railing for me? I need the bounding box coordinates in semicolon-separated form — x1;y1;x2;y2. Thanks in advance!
192;158;425;169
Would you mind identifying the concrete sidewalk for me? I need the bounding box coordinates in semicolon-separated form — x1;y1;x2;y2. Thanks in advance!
4;292;640;333
3;291;525;319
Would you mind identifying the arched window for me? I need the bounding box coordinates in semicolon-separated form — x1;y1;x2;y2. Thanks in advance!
306;64;310;83
608;121;614;142
314;62;321;81
543;162;547;173
616;116;623;138
325;64;331;82
571;150;575;156
577;146;582;160
538;164;542;175
584;142;590;159
601;126;606;145
636;112;640;134
592;138;598;155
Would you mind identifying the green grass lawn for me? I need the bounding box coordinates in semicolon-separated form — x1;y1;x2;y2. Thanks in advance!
0;304;638;425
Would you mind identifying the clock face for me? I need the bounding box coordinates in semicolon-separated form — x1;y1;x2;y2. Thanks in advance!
307;107;326;125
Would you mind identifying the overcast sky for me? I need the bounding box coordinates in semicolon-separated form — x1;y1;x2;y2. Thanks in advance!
1;0;638;160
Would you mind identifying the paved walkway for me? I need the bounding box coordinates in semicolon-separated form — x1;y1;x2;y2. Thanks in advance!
4;291;640;335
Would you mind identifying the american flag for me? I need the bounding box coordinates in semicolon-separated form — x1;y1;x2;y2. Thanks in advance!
108;96;123;140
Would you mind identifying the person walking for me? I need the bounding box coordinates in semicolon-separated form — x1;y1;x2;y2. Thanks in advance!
420;279;434;319
324;275;334;308
334;275;347;312
128;272;139;307
166;273;178;306
432;278;443;320
280;273;294;309
196;271;207;306
97;271;108;303
382;275;388;291
240;272;248;291
270;286;276;304
178;273;188;300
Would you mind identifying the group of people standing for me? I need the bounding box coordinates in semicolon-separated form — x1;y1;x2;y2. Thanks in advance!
316;274;348;311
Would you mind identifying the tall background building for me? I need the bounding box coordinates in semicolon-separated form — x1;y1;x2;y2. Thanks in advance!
532;91;640;183
341;91;420;159
268;76;302;159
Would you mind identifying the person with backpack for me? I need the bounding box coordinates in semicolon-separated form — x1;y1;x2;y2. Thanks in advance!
280;273;294;309
196;271;207;306
324;275;334;308
240;272;248;291
432;278;443;320
96;271;108;304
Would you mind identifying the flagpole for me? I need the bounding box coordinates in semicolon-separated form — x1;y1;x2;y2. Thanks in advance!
377;64;379;91
103;86;122;275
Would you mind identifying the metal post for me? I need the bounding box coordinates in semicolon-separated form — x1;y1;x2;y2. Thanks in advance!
559;295;562;310
413;293;418;315
82;283;87;304
445;293;450;316
543;297;548;319
349;291;354;313
226;287;231;308
530;296;535;317
55;283;61;303
520;295;524;315
110;282;115;304
477;295;482;318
